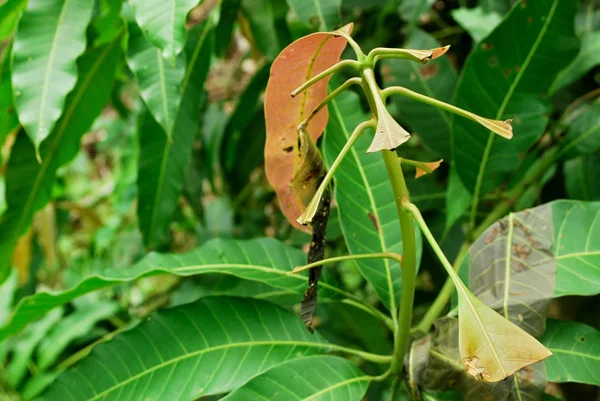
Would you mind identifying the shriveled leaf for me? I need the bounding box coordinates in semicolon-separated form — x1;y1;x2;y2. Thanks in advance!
129;0;198;62
452;0;579;195
292;130;327;211
0;38;122;284
222;356;369;401
137;22;212;248
552;31;600;93
12;0;94;156
381;30;457;160
265;23;351;230
0;238;344;341
458;290;552;382
40;298;330;401
415;159;443;178
286;0;341;30
323;91;422;310
541;319;600;386
367;102;411;153
126;21;185;136
451;7;502;43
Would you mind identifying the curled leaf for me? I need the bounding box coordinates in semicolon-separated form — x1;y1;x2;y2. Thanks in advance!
473;116;513;139
369;45;450;63
264;23;352;231
415;159;443;178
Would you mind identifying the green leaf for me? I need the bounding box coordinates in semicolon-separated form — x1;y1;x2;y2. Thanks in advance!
560;101;600;160
40;297;329;401
541;319;600;386
21;372;60;401
215;0;241;56
240;0;283;59
0;37;122;284
36;301;119;370
5;307;63;388
137;22;212;248
286;0;341;30
92;0;124;47
126;21;185;136
222;355;370;400
0;0;27;40
12;0;94;155
552;31;600;93
398;0;435;30
478;0;509;14
0;46;19;166
129;0;198;63
381;29;457;160
452;0;579;196
445;165;472;231
564;153;600;201
451;7;502;43
0;237;346;341
323;91;422;310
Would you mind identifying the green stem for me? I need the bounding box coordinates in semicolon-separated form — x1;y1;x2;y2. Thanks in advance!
297;119;375;224
383;151;417;375
298;77;362;131
414;243;469;333
332;30;365;61
290;60;360;98
326;343;393;364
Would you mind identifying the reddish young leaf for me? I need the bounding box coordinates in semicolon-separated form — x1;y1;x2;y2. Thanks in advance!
264;23;352;231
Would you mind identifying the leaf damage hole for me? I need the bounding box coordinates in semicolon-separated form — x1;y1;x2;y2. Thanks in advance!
282;145;294;153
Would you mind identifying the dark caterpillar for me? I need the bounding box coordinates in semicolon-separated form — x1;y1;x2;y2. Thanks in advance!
300;187;331;333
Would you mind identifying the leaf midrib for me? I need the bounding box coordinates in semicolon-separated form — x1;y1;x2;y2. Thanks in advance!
471;0;560;202
330;99;395;311
83;340;331;401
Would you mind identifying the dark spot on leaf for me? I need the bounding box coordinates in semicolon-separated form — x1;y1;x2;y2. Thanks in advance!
528;16;533;24
481;42;494;50
580;337;585;342
7;107;14;115
367;211;379;232
504;68;511;76
488;56;498;67
514;65;520;72
381;65;391;77
418;64;439;78
283;146;293;153
521;0;527;7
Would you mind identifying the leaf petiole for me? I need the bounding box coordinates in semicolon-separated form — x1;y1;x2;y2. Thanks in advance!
290;59;361;98
297;119;375;225
365;45;450;67
289;252;403;275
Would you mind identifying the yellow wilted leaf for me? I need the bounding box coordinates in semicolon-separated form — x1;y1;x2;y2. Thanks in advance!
458;290;552;382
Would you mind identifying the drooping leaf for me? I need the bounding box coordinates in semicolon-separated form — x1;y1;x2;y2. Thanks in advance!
381;29;457;160
39;297;330;401
0;37;122;284
286;0;341;30
323;91;422;310
564;153;600;201
0;0;27;39
137;22;212;248
222;355;370;401
126;21;185;136
452;0;579;195
451;7;502;43
560;101;600;160
36;301;119;370
128;0;198;63
12;0;94;155
5;307;63;388
0;238;345;341
552;31;600;93
264;23;351;231
541;319;600;386
412;317;547;401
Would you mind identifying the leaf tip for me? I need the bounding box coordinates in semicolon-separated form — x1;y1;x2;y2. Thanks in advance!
415;159;443;178
431;45;451;60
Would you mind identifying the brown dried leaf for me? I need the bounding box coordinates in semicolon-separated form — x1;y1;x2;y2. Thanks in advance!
416;159;443;178
264;24;352;231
